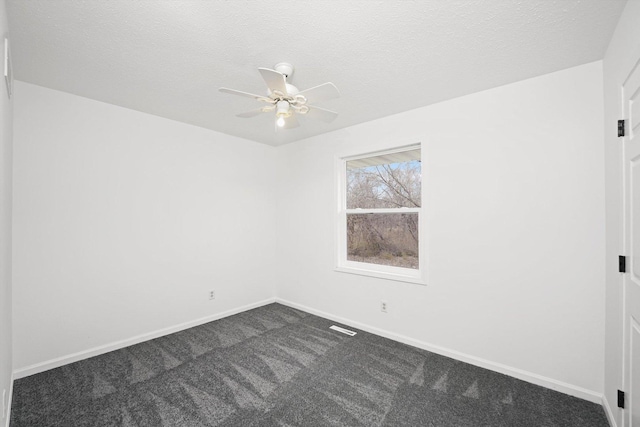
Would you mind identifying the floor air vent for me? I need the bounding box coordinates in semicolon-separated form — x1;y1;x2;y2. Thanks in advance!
330;325;357;336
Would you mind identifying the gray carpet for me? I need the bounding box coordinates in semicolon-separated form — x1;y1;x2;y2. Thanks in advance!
10;303;608;426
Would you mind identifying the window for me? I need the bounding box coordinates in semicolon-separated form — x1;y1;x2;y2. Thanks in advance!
336;144;424;284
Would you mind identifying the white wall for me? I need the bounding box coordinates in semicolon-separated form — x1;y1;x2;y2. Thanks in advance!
276;61;606;399
12;82;277;372
0;0;12;423
603;1;640;425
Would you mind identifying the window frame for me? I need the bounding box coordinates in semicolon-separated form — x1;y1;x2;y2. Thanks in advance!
335;142;427;285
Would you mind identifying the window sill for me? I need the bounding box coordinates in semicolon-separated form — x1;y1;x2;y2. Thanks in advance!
334;265;427;286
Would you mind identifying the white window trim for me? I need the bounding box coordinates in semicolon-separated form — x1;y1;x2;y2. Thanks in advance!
335;142;427;285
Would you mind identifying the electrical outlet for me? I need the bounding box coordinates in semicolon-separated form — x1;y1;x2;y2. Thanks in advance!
209;290;215;300
381;301;388;313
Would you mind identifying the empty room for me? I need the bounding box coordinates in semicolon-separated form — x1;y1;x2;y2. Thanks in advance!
1;0;639;426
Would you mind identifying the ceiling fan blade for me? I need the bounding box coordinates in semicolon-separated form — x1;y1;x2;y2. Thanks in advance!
304;106;338;123
298;82;340;104
282;114;300;129
258;68;288;95
219;87;268;100
236;108;267;118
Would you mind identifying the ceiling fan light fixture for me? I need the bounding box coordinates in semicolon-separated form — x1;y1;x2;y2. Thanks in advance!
276;100;292;117
220;62;340;131
276;101;292;127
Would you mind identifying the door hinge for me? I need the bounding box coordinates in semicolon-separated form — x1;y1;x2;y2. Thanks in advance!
618;120;625;137
619;255;627;273
618;390;625;409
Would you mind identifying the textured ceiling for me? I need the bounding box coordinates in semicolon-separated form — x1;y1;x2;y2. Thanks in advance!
6;0;626;146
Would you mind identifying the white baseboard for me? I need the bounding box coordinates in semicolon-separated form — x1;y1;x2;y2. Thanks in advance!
4;373;13;427
602;394;618;427
12;296;606;409
276;298;604;404
13;298;276;379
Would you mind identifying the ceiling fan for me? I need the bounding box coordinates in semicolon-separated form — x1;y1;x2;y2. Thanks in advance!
219;62;340;130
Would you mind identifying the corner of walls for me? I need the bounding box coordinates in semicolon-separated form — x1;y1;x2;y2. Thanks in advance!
602;393;618;427
0;0;13;424
3;374;12;427
0;0;13;426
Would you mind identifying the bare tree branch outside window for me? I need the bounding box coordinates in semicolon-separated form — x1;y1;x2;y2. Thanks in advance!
345;149;421;269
